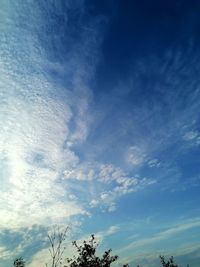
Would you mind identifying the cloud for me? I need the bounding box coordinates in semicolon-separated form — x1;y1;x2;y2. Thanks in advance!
0;225;50;267
0;0;101;229
118;244;200;267
183;130;200;146
92;225;120;245
127;146;146;166
90;45;200;189
0;74;90;228
106;225;120;235
63;162;155;212
27;248;50;267
117;217;200;254
0;246;12;260
148;158;161;168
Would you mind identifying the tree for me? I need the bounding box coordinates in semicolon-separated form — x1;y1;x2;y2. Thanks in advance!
46;226;69;267
160;256;178;267
13;257;25;267
64;234;118;267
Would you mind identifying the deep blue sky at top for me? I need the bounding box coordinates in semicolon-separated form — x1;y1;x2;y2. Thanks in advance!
85;0;200;91
36;0;200;98
66;0;200;166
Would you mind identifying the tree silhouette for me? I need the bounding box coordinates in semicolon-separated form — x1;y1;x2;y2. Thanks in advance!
11;229;191;267
46;226;69;267
64;234;118;267
13;257;25;267
160;256;178;267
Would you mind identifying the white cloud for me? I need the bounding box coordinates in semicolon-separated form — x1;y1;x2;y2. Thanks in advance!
63;166;94;181
117;217;200;254
108;204;117;212
183;130;200;146
94;225;120;242
106;225;120;235
27;248;50;267
0;0;97;229
0;246;12;260
148;159;161;168
183;130;199;141
0;0;158;238
0;85;89;227
90;199;99;207
63;162;156;212
127;146;146;166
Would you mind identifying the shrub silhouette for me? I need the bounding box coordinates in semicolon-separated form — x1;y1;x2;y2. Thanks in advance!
64;234;119;267
160;256;177;267
13;257;25;267
11;230;190;267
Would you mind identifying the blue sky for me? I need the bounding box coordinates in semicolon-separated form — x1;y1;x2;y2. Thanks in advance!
0;0;200;266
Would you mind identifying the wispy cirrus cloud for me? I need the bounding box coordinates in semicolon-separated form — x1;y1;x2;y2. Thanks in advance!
183;130;200;146
117;217;200;255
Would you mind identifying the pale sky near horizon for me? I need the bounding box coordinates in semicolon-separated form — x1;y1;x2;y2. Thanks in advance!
0;1;200;266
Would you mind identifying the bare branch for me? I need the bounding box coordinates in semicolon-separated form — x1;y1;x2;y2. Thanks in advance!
46;226;69;267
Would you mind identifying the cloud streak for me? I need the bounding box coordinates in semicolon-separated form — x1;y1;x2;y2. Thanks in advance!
117;217;200;254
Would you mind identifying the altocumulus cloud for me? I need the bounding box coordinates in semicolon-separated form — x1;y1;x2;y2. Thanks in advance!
0;0;102;228
0;0;154;231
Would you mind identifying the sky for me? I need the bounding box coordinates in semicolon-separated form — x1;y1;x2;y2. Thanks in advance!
0;0;200;266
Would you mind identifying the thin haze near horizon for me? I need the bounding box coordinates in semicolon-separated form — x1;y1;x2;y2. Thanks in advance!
0;0;200;266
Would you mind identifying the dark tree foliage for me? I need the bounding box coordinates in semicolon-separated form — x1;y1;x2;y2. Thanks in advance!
11;231;190;267
64;234;118;267
13;257;25;267
160;256;179;267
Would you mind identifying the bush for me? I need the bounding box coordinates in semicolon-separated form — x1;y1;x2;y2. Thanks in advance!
64;234;118;267
13;257;25;267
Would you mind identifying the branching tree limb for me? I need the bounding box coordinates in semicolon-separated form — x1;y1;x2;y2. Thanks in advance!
46;226;69;267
